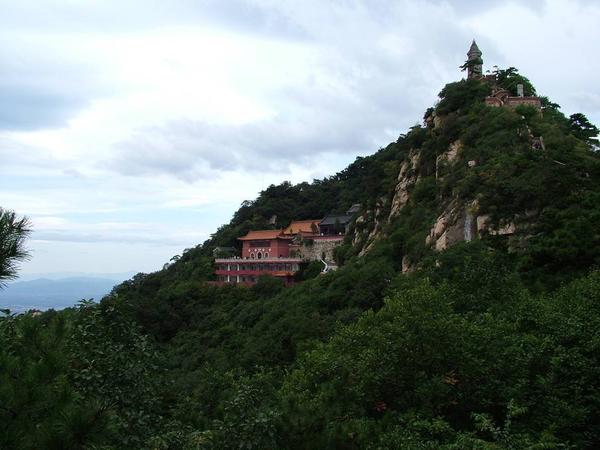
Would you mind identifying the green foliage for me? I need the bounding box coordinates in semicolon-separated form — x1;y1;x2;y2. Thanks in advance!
460;56;483;74
4;66;600;449
493;66;536;96
0;207;31;286
569;112;599;148
436;78;491;116
278;269;600;448
0;310;114;449
294;260;324;281
68;300;162;448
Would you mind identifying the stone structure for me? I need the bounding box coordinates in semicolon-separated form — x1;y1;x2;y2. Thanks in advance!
465;40;543;110
466;40;483;79
485;87;542;110
290;235;344;262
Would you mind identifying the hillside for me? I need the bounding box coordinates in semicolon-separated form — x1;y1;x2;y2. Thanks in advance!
2;68;600;449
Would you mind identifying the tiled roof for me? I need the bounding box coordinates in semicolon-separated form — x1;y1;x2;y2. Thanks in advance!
319;214;353;226
238;229;284;241
283;219;322;235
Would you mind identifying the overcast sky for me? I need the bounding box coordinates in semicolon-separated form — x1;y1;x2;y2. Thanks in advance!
2;0;599;277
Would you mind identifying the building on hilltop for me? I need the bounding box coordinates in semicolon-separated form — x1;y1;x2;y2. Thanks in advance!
464;40;542;110
319;204;361;236
484;87;542;110
466;40;483;79
213;205;361;286
214;257;301;285
237;229;292;260
319;214;353;236
283;219;321;237
214;229;299;285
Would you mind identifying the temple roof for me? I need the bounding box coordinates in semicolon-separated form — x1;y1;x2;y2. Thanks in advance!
283;219;322;235
237;229;285;241
320;214;353;226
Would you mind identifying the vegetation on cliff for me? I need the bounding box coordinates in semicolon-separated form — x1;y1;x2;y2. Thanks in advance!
2;70;600;449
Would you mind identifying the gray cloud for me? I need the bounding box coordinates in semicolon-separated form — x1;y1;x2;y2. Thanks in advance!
107;84;416;181
0;0;586;133
0;39;112;131
32;230;190;246
0;137;57;168
104;1;473;181
0;0;308;40
428;0;544;14
0;85;87;131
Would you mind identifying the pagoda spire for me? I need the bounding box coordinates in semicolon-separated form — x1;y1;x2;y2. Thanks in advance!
466;39;483;79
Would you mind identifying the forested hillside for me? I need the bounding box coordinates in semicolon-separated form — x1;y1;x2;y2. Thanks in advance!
2;69;600;449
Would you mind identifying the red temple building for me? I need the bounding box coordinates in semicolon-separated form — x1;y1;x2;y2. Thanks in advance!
238;230;293;259
214;206;360;286
214;229;301;285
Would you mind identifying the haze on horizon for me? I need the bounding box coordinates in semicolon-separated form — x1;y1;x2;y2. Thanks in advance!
2;0;598;277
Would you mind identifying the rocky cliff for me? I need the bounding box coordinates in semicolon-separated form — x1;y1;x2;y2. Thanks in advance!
349;74;599;280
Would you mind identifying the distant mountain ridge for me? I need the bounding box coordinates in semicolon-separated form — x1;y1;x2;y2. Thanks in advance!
0;277;120;313
16;271;137;282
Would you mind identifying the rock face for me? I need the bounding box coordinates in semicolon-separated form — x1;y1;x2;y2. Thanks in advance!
389;150;420;219
358;197;389;256
427;201;478;252
353;148;422;256
350;113;540;268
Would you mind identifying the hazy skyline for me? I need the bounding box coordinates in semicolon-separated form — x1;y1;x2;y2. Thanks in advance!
2;0;598;276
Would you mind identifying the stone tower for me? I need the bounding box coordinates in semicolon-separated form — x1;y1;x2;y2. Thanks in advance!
466;40;483;79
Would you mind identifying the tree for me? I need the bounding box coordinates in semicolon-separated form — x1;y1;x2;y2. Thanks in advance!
0;208;31;286
459;57;483;76
0;311;114;449
569;113;599;149
68;300;162;448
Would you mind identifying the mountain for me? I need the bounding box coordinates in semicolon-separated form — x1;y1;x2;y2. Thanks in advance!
0;277;119;313
16;271;137;282
99;67;600;446
3;65;600;449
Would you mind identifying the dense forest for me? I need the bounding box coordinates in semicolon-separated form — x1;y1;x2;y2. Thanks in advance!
2;69;600;449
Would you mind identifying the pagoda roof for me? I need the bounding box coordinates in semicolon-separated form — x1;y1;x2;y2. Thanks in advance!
237;229;285;241
283;219;322;235
468;39;482;57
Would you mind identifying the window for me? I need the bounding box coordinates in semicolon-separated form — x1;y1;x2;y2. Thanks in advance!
264;252;269;258
257;252;262;259
249;240;270;248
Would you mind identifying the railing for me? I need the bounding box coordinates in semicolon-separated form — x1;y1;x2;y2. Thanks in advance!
215;256;303;263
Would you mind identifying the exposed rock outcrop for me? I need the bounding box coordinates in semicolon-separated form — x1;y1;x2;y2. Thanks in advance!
389;150;420;219
426;200;478;251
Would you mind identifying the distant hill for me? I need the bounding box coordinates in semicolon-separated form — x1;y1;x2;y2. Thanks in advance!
0;277;119;313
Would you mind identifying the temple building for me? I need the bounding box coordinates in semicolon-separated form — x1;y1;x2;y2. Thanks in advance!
214;205;360;285
283;219;321;237
484;87;542;110
465;40;542;110
214;229;298;284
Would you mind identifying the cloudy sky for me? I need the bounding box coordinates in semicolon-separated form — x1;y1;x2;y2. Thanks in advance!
2;0;598;277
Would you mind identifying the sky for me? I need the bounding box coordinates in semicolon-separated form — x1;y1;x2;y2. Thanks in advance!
1;0;599;277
